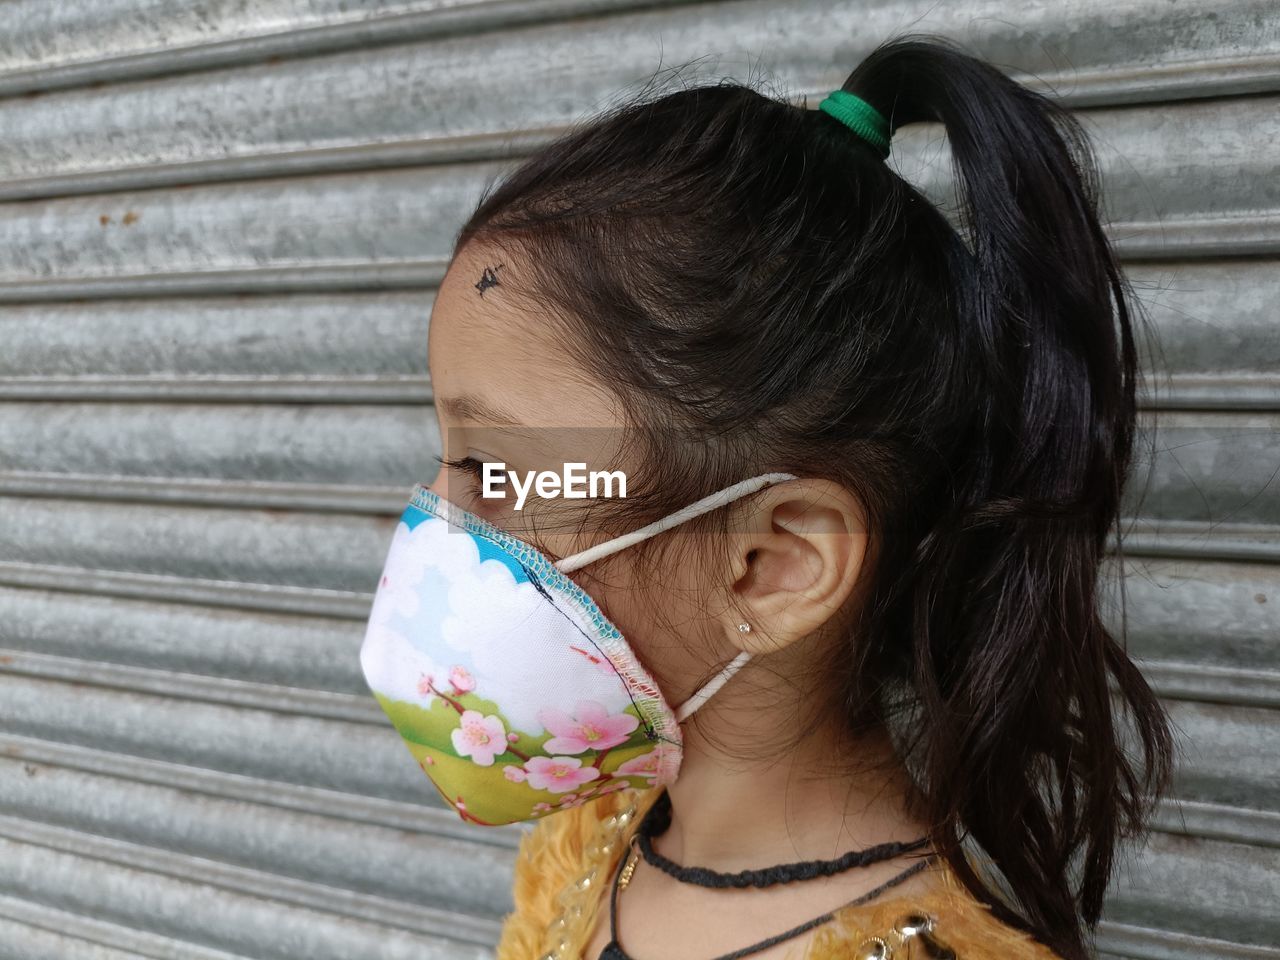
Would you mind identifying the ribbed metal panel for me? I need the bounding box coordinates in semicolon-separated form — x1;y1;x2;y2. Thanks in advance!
0;2;1275;958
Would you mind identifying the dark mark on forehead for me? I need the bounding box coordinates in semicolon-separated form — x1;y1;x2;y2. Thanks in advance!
475;263;505;297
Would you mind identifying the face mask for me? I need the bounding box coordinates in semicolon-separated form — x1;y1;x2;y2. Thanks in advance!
359;471;796;826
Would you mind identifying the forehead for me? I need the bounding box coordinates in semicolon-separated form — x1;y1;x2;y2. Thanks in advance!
428;241;624;432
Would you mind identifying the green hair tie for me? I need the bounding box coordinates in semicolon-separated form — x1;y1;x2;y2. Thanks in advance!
817;89;891;159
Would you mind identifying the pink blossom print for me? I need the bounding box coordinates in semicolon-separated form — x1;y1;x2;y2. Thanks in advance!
502;765;527;783
448;665;476;694
538;700;639;754
596;779;629;795
533;802;553;813
450;709;507;766
612;743;677;782
523;755;601;793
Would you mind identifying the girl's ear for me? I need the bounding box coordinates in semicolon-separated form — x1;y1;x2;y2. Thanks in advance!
718;479;869;654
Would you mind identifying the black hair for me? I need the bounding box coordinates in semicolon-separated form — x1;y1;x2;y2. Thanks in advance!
448;33;1175;960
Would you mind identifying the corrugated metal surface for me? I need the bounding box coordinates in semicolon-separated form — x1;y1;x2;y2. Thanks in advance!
0;1;1275;958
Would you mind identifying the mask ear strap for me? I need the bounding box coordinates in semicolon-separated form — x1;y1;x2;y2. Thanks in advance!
673;650;753;722
552;472;798;574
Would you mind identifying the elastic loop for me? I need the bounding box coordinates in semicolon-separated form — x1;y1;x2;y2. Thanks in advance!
553;472;797;574
818;89;891;159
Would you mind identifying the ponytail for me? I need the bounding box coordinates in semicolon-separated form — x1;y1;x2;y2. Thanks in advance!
839;36;1175;959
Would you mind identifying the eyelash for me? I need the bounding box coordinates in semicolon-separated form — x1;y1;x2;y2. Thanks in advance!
433;454;502;509
436;454;485;478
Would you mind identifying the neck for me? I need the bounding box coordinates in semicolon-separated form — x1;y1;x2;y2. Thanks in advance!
659;704;930;872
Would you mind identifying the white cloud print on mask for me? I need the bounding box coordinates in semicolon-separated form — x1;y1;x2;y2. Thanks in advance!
363;513;629;733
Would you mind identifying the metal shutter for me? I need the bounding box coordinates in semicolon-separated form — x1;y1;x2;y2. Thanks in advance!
0;2;1275;958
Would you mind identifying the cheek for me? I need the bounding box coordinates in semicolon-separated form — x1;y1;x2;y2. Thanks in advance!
580;559;722;700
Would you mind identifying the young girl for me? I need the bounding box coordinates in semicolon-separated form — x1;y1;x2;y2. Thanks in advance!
359;32;1175;960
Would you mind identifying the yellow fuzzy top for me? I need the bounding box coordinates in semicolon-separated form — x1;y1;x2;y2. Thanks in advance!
494;785;1066;960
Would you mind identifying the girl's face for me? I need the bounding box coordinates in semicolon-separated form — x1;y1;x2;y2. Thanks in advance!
425;242;732;715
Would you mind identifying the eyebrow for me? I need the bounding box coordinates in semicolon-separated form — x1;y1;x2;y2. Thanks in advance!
436;393;523;427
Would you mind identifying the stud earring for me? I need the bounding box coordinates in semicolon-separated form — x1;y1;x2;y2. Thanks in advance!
737;623;752;634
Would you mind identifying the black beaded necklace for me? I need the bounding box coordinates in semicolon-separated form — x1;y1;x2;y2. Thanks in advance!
596;790;939;960
634;789;931;889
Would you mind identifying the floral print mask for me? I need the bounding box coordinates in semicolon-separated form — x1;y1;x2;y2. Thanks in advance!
359;472;797;826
